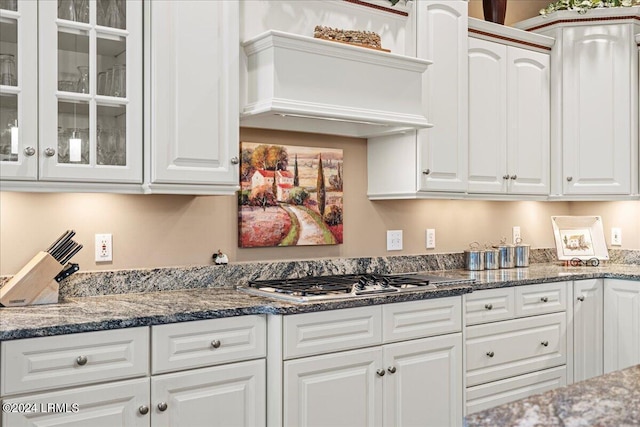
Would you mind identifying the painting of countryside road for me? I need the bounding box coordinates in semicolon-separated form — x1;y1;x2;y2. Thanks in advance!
238;142;343;248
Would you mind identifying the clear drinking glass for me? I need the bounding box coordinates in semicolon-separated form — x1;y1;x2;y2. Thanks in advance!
111;64;125;97
0;54;17;86
76;65;89;94
0;0;18;11
105;0;124;29
105;67;113;96
97;71;107;95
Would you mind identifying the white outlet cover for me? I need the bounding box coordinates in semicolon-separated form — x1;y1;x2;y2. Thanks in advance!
95;233;113;262
426;229;436;249
386;230;403;251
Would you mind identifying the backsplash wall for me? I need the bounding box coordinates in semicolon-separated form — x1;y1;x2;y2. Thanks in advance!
1;128;638;275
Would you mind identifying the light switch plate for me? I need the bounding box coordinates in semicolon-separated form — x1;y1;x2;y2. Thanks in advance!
611;227;622;246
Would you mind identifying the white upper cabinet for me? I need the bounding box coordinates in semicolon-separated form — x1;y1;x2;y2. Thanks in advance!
1;0;143;191
467;20;551;197
144;0;239;195
368;1;468;199
516;8;640;199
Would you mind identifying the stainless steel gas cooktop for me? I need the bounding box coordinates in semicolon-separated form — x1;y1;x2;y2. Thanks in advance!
237;273;474;303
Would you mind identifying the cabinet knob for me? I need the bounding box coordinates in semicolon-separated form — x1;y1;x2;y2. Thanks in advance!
566;176;573;182
387;366;397;374
44;147;56;157
577;295;585;302
541;341;549;347
540;296;549;303
230;157;239;165
157;402;168;412
24;146;36;156
502;174;510;180
75;355;88;366
486;351;495;358
484;303;493;310
376;369;386;377
510;175;517;180
138;405;149;415
211;339;221;349
422;169;431;175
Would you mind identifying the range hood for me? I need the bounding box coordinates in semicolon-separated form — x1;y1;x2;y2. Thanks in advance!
241;30;433;138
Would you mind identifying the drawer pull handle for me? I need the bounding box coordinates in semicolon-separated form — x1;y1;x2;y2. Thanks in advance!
75;355;88;366
486;351;495;358
387;366;397;374
138;405;149;415
484;303;493;310
157;402;168;412
376;369;386;377
540;296;549;303
577;295;585;302
541;341;549;347
211;340;221;349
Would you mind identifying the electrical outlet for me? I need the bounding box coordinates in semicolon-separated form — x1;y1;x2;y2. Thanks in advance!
95;233;113;262
611;227;622;246
387;230;403;251
512;226;521;244
426;229;436;249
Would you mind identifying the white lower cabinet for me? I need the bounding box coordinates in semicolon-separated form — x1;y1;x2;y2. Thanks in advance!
573;279;604;382
281;297;463;427
604;279;640;373
463;282;568;414
151;359;265;427
1;378;150;427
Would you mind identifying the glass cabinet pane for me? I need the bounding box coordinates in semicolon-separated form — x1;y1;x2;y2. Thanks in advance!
0;93;18;162
58;101;89;164
97;104;126;166
0;0;18;12
97;36;126;97
98;0;126;29
0;16;17;87
58;31;89;94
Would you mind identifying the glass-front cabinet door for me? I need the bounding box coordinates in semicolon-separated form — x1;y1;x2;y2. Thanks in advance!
0;0;37;180
38;0;141;184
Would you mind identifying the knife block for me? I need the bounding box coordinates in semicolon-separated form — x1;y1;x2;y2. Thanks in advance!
0;251;63;307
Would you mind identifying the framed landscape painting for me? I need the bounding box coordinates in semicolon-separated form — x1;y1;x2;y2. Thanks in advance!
551;215;609;261
238;142;344;248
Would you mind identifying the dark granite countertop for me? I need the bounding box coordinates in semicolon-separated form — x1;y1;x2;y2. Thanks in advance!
464;364;640;426
1;263;639;341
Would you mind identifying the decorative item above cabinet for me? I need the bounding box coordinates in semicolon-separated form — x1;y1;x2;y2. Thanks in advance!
240;30;433;138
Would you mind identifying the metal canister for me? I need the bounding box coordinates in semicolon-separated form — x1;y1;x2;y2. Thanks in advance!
493;239;515;269
514;238;530;267
464;242;485;271
484;246;500;270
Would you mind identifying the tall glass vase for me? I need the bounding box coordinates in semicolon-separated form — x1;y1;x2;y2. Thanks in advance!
483;0;507;25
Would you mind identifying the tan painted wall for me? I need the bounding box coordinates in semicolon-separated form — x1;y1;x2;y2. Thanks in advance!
468;0;550;25
2;127;638;275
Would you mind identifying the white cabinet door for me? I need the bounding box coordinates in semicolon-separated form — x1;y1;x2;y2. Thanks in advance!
38;0;143;184
573;279;603;382
1;378;150;427
416;1;468;193
145;0;239;194
604;279;640;373
152;359;265;427
383;333;463;427
507;46;550;195
0;1;38;181
561;24;635;195
284;347;382;427
468;37;507;194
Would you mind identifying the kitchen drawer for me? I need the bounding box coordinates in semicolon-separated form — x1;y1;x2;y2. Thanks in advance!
466;365;566;414
466;312;566;387
464;287;515;325
515;281;567;317
283;306;382;359
1;327;149;396
382;296;461;343
152;315;266;374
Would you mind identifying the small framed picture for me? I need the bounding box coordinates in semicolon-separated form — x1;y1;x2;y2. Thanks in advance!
551;216;609;261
